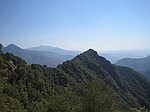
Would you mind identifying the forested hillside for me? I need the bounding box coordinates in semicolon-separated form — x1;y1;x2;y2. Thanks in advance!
0;47;150;112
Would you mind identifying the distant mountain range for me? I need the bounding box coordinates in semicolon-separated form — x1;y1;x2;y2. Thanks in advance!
2;44;150;79
116;55;150;78
2;44;79;67
26;45;81;55
100;50;150;63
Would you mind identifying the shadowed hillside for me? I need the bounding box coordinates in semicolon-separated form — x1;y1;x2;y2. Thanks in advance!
116;56;150;79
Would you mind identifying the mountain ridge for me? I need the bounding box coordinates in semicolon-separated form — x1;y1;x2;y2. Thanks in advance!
100;50;150;63
2;44;74;67
1;46;150;111
116;55;150;78
26;45;81;56
58;49;150;109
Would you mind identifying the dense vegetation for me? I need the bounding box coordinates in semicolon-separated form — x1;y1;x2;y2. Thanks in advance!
0;45;150;112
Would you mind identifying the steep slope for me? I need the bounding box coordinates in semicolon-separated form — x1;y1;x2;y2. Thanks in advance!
58;49;150;109
0;51;119;112
0;53;71;112
116;55;150;78
1;49;150;111
2;44;74;67
99;53;119;63
27;45;81;55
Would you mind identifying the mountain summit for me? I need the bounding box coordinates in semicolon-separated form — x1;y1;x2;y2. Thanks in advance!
83;48;99;55
3;44;23;52
1;48;150;111
73;48;111;65
58;49;150;109
3;44;74;67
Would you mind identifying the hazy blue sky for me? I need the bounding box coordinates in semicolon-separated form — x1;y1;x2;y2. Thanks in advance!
0;0;150;51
